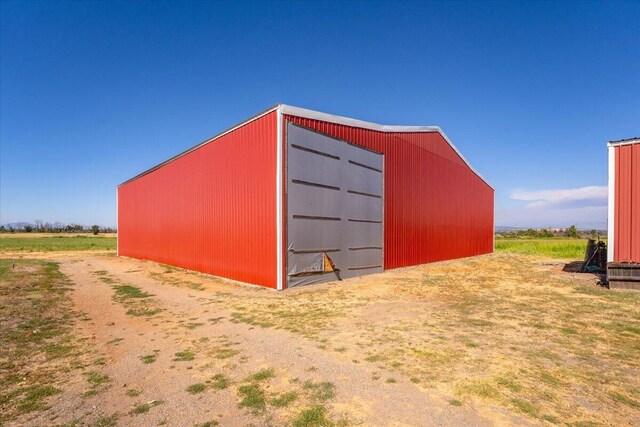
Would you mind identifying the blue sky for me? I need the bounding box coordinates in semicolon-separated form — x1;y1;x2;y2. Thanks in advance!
1;1;638;229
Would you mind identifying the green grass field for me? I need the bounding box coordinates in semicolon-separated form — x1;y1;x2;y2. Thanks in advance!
0;235;116;252
1;235;591;258
494;238;591;259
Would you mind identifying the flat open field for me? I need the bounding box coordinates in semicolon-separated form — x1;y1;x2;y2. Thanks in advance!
495;238;591;259
0;234;117;252
1;237;638;426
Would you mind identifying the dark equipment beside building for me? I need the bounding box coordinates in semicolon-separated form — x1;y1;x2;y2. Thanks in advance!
582;239;607;273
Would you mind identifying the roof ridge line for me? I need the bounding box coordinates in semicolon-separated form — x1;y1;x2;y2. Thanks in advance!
279;104;493;189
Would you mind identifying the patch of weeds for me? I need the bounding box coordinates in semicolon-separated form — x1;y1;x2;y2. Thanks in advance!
208;317;224;325
187;383;207;394
610;392;640;408
210;347;240;360
209;374;228;390
107;337;123;345
112;285;151;299
457;380;499;399
126;389;141;397
542;414;559;423
45;343;74;358
293;405;332;427
270;391;298;408
85;372;111;397
364;354;384;362
371;373;380;381
130;399;163;415
385;378;397;384
0;260;86;421
461;318;493;328
247;368;276;382
93;358;107;366
410;377;420;384
110;284;161;317
140;354;157;364
303;380;336;401
510;398;539;418
238;383;266;414
126;307;162;317
560;326;578;335
540;371;561;387
94;414;118;426
87;372;111;387
194;422;219;427
174;351;195;362
334;347;347;353
185;322;204;330
17;385;61;413
449;399;463;406
496;376;522;392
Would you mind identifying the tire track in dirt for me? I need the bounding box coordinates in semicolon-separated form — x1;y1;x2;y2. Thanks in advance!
37;253;507;427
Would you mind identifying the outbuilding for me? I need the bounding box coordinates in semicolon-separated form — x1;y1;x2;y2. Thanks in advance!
607;137;640;290
117;105;494;290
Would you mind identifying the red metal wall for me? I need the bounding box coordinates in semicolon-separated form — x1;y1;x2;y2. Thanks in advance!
283;115;494;271
614;143;640;263
118;111;278;288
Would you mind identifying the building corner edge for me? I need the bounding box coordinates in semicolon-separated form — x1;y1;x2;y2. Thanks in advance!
276;106;284;290
607;144;615;263
116;187;119;257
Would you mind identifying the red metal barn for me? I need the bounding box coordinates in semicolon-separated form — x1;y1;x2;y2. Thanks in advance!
117;105;494;290
607;137;640;290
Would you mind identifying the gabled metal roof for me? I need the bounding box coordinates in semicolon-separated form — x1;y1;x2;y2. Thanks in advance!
119;104;492;189
279;104;491;189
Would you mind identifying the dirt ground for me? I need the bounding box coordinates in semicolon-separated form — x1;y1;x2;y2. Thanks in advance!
1;251;638;426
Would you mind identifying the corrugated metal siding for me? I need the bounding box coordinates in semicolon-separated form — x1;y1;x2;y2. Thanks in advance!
118;111;278;288
283;115;494;270
614;143;640;263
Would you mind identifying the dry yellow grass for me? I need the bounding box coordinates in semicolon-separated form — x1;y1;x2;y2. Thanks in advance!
2;249;638;425
162;253;639;425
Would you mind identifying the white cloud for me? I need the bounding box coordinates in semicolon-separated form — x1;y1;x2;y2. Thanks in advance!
510;185;608;209
495;206;607;229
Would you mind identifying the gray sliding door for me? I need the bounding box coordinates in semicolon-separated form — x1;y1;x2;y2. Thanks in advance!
286;123;383;287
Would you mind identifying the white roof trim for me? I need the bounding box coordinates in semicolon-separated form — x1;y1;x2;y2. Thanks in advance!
279;104;492;189
608;138;640;147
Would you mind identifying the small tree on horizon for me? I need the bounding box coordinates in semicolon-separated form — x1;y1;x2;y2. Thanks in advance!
91;225;100;235
565;225;579;238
